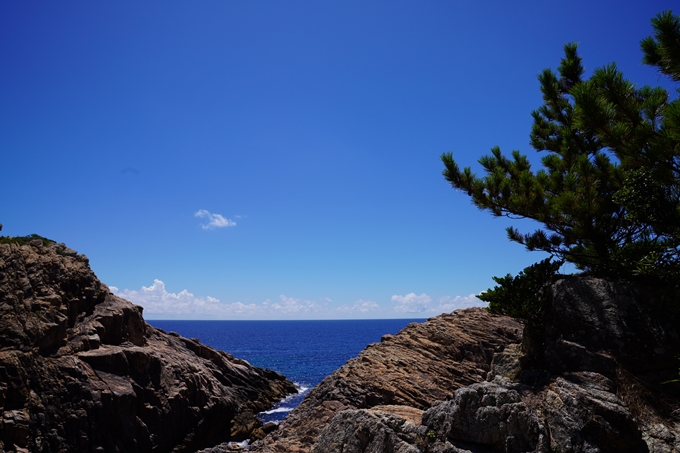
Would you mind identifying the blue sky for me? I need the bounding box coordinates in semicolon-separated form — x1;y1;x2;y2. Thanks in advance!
1;1;677;319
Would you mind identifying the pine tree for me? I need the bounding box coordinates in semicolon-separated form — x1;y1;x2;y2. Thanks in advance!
442;44;628;274
571;10;680;276
641;10;680;82
442;11;680;277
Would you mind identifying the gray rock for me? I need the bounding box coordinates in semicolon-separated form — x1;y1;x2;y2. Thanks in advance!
310;409;422;453
541;372;647;453
539;277;680;375
487;344;522;381
422;378;548;453
420;372;646;453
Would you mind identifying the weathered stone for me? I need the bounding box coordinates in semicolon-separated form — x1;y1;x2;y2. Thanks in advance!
0;240;297;452
78;346;129;375
253;309;523;452
422;378;548;452
539;277;680;375
487;344;522;381
259;276;680;453
311;409;422;453
541;372;648;453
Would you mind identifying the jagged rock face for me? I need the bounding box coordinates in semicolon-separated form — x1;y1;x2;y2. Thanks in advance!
540;372;647;452
540;277;680;376
422;379;548;452
421;372;648;453
0;241;297;453
252;308;523;452
311;409;423;453
256;276;680;453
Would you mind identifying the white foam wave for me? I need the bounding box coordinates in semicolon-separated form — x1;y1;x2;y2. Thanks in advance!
261;406;294;415
294;382;311;393
273;383;310;406
256;382;312;420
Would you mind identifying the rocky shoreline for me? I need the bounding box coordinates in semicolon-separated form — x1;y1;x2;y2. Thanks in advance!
248;308;523;452
0;239;296;452
1;237;679;452
251;278;680;452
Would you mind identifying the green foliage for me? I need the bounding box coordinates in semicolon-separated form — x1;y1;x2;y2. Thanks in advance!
569;10;680;277
611;169;680;279
479;259;562;321
442;11;680;278
0;234;55;247
442;43;629;275
414;430;439;452
641;11;680;82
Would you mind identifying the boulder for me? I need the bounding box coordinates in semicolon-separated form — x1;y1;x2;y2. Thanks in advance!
538;277;680;376
540;372;648;453
422;378;547;452
311;409;422;453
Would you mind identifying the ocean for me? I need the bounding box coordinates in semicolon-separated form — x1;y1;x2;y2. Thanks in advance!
147;319;424;423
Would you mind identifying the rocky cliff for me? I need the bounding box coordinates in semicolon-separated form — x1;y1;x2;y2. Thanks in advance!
251;309;523;452
0;238;297;453
3;236;678;452
253;277;680;453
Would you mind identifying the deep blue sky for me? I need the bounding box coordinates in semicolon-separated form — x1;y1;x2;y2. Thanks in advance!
2;1;677;319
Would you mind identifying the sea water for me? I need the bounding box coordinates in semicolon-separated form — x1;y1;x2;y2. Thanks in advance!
147;319;423;423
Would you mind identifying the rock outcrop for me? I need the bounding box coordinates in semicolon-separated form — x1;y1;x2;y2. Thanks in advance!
0;239;297;452
4;236;678;452
252;309;523;452
255;277;680;453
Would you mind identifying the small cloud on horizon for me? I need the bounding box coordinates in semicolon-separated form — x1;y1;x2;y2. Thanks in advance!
195;209;236;230
263;295;325;315
437;294;485;311
337;299;380;314
391;292;485;314
391;293;432;313
109;281;485;320
110;279;255;317
110;281;327;319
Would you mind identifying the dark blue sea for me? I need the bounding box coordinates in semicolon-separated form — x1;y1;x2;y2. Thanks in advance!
147;319;424;423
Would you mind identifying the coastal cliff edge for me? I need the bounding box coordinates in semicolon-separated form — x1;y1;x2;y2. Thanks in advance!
0;238;296;453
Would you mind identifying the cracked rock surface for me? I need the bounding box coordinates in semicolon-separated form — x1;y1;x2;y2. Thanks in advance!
255;277;680;453
0;240;296;452
252;308;523;452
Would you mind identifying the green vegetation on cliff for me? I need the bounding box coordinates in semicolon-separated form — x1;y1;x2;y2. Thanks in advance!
0;234;56;247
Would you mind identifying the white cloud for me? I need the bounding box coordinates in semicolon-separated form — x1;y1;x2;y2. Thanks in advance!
435;294;485;312
110;280;256;317
391;293;432;313
337;299;380;314
390;292;485;315
263;295;323;315
195;209;236;230
109;281;485;320
110;281;334;319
